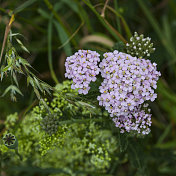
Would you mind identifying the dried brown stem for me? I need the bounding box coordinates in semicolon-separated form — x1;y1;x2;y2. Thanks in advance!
0;14;15;64
101;0;110;18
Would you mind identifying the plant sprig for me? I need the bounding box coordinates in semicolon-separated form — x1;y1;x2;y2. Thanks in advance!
0;32;52;101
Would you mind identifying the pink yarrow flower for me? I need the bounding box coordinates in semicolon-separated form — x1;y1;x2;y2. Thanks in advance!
97;50;161;134
65;50;100;95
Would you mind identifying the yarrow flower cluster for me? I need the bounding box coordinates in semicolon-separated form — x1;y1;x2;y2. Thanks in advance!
97;50;161;134
65;50;100;94
65;35;161;135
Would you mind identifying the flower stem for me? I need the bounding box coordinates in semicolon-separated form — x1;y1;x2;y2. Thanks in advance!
59;118;107;125
15;149;23;161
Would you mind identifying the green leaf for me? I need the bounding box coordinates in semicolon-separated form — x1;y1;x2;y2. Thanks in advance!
0;72;4;81
137;0;176;63
155;140;176;149
13;0;39;14
61;0;79;13
38;7;72;56
29;77;35;87
38;8;50;19
48;16;59;84
9;33;24;37
2;64;12;72
54;21;72;56
76;101;96;109
41;83;52;95
117;131;128;152
27;76;30;87
1;85;23;97
9;166;70;175
128;140;148;176
33;76;43;92
12;72;19;87
156;124;172;145
33;88;41;99
17;56;31;67
15;38;30;53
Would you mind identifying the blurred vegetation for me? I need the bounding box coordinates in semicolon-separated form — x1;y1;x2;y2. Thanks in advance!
0;0;176;175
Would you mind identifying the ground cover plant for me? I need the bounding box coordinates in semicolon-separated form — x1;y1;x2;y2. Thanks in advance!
0;0;176;176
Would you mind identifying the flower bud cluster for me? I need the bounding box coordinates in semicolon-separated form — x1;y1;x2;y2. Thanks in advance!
97;50;161;134
126;32;155;58
65;50;100;94
40;114;59;136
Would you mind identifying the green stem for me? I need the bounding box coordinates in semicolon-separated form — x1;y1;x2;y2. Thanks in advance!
82;0;127;43
48;16;59;84
94;3;132;40
15;149;23;161
59;118;105;125
44;0;77;47
114;0;122;34
44;0;62;24
0;7;7;13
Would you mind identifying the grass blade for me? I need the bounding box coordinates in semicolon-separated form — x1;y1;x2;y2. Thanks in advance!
48;16;59;84
13;0;38;14
82;0;126;43
137;0;176;63
54;21;72;56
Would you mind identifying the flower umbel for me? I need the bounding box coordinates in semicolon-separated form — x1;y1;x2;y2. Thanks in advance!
65;50;100;94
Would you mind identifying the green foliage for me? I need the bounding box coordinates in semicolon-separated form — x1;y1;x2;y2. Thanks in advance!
1;81;175;176
0;35;52;101
5;112;18;129
0;81;119;176
32;80;103;121
40;122;118;174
